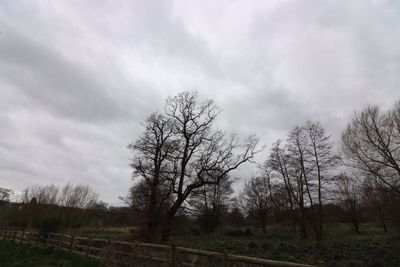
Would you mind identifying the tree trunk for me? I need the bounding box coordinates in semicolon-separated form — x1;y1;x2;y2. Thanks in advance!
298;208;307;240
161;199;183;242
350;206;360;234
314;225;322;241
377;207;388;233
161;213;174;242
261;219;266;234
352;217;360;234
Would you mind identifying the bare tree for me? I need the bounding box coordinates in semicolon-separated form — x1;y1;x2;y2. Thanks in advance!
240;176;270;233
304;121;337;240
342;104;400;195
189;174;234;233
0;188;13;202
122;180;151;213
59;183;99;209
335;173;361;234
361;175;389;232
259;163;296;232
129;91;261;242
22;184;59;205
128;112;176;241
267;121;336;240
268;140;302;237
22;183;99;209
268;134;313;240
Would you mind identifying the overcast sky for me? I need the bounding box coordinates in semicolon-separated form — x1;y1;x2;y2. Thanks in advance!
1;0;400;205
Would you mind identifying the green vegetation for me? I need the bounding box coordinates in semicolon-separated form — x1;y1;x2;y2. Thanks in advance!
168;225;400;267
0;240;99;267
84;229;132;241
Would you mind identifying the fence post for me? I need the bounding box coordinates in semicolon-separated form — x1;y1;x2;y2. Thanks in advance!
28;232;32;243
58;234;64;248
108;238;112;256
170;244;176;267
69;235;75;253
85;237;92;258
223;252;229;267
44;233;50;246
21;230;25;243
15;231;21;242
130;241;138;265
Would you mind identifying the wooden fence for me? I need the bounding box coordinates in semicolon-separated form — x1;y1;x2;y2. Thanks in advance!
0;229;316;267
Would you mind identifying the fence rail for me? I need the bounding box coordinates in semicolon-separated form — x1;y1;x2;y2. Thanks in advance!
0;229;316;267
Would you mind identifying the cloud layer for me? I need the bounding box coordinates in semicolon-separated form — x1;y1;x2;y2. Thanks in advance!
1;0;400;204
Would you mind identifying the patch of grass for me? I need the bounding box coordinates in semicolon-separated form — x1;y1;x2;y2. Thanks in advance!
0;240;99;267
168;226;400;266
85;230;132;241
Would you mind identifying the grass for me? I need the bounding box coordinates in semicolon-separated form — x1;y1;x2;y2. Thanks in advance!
167;225;400;267
85;230;131;240
7;224;395;266
0;240;100;267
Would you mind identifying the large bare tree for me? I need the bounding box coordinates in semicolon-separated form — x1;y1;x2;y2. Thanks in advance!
129;91;260;242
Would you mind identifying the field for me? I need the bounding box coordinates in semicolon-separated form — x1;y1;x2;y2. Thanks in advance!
77;224;400;267
167;225;400;267
1;224;399;267
0;240;99;267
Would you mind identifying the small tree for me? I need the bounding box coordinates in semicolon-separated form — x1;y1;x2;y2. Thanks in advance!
189;174;233;233
240;176;270;233
361;175;389;232
0;188;13;202
21;184;59;205
335;173;361;234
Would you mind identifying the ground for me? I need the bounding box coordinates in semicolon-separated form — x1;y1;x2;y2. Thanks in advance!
2;224;398;267
81;224;400;267
167;224;400;267
0;240;99;267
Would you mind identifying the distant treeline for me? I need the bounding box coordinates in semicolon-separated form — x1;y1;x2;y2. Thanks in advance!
0;183;140;232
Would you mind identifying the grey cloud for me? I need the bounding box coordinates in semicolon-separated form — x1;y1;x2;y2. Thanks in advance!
1;0;400;204
0;30;125;122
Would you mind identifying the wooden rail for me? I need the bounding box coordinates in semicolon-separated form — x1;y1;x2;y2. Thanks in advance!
0;229;316;267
